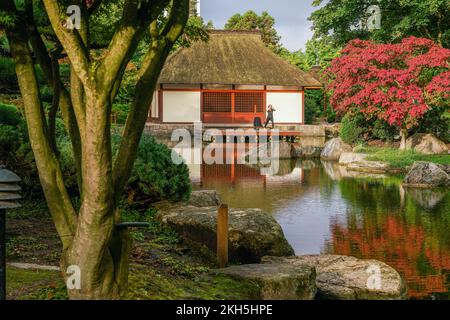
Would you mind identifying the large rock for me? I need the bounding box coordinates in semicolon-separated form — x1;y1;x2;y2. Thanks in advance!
292;144;323;159
262;255;407;300
156;206;294;263
214;263;316;300
405;133;449;155
403;162;450;188
320;138;352;161
187;190;222;207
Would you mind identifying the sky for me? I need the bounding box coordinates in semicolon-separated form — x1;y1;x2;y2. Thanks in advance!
200;0;319;51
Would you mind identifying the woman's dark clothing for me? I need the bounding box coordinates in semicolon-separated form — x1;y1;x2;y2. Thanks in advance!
264;108;275;128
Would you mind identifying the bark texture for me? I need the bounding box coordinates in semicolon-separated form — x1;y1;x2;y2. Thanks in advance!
3;0;190;299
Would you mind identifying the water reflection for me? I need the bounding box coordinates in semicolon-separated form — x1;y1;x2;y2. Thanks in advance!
173;145;450;299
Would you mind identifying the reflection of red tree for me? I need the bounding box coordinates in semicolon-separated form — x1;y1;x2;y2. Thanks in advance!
329;216;450;299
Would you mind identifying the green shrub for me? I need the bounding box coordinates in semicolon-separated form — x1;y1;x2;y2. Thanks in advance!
340;112;365;145
0;57;46;89
112;103;130;125
59;64;70;82
0;124;20;153
414;107;450;143
304;90;323;124
372;119;397;142
40;85;54;103
0;56;16;84
126;135;191;206
0;103;21;126
326;104;336;123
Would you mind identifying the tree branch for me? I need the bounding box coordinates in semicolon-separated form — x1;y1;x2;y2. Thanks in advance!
3;0;77;249
48;52;61;154
112;0;190;197
42;0;91;87
97;0;170;95
25;1;84;192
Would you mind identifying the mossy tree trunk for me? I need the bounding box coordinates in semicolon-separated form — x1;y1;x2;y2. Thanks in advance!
2;0;189;299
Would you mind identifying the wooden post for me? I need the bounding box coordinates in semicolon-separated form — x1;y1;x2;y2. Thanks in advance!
0;209;5;300
217;204;229;268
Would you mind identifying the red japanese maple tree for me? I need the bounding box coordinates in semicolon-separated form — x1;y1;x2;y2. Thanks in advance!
325;37;450;148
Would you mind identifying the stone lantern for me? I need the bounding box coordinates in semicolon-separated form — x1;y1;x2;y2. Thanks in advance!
0;168;22;300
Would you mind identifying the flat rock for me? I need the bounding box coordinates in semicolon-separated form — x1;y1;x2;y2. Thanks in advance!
156;206;294;263
338;152;368;165
346;160;401;174
320;138;352;161
213;263;316;300
262;255;407;300
403;162;450;188
406;133;449;155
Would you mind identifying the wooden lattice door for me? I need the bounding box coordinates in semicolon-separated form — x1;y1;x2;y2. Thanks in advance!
202;91;265;124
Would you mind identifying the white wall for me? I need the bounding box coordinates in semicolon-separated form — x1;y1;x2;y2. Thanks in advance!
163;91;201;123
266;92;303;124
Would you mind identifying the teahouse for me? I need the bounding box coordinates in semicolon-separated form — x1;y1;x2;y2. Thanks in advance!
148;30;322;128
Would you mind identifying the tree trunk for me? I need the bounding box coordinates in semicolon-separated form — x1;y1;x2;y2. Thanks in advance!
64;93;124;300
5;0;190;300
64;225;131;299
400;128;408;150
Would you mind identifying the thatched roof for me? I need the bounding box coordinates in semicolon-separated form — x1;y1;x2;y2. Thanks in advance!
159;30;322;88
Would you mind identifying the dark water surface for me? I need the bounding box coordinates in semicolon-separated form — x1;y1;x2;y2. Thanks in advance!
188;158;450;299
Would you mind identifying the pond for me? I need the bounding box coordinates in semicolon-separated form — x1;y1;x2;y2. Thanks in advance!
180;148;450;300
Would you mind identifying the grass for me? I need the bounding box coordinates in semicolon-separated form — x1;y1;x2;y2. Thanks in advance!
6;198;260;300
6;267;67;300
354;146;450;168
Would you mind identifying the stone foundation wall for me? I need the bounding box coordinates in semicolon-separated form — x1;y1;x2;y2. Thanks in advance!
144;123;195;138
145;122;327;138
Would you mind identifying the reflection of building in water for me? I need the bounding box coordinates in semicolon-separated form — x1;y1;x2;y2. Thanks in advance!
173;143;306;185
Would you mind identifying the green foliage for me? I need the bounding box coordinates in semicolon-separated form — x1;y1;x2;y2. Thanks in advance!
0;102;21;125
326;104;337;123
112;103;130;125
414;107;450;143
304;90;324;124
0;124;20;154
40;85;53;103
125;135;192;205
340;112;366;145
0;56;17;85
283;37;341;71
225;10;282;53
310;0;450;48
372;119;397;142
0;103;23;156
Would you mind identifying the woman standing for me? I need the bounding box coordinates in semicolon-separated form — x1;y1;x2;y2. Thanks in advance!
264;104;276;129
